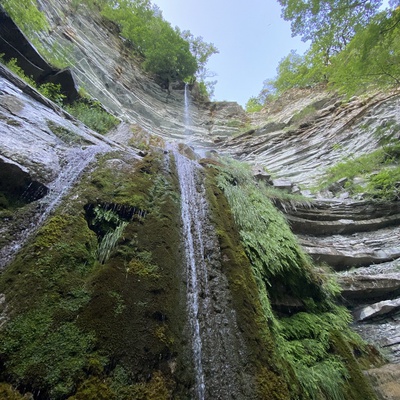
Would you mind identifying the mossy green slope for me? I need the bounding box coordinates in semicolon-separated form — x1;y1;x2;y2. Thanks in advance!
0;151;190;399
0;151;382;399
207;157;379;400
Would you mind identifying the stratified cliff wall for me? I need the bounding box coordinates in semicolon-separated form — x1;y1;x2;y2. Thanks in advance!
0;1;399;399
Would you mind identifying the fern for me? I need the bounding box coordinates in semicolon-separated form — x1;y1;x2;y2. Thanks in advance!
213;156;364;400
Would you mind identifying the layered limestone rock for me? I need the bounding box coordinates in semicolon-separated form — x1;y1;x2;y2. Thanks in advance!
353;299;400;322
338;274;400;302
0;66;129;268
284;199;400;364
32;0;247;148
1;0;400;396
223;89;400;186
222;86;400;370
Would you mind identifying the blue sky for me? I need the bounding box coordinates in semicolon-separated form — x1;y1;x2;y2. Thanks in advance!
154;0;309;106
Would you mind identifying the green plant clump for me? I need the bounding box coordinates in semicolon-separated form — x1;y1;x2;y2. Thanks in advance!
65;101;120;135
2;0;49;37
0;55;119;135
213;156;378;399
245;96;263;113
319;140;400;200
0;153;188;398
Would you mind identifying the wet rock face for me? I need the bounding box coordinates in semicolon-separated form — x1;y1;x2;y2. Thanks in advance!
174;149;254;399
0;158;49;206
32;0;247;148
0;71;117;269
1;1;399;396
365;364;400;400
223;90;400;187
338;274;400;303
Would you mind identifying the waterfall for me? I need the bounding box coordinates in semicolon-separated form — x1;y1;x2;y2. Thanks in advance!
175;151;206;399
173;148;253;400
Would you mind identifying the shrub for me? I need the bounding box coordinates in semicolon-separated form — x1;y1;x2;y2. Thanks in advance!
65;101;119;134
2;0;49;36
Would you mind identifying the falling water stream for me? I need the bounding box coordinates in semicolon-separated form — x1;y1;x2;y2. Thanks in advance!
174;150;207;398
172;90;254;397
173;148;253;399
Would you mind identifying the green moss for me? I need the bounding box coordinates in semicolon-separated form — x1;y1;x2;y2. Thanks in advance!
289;103;318;126
256;367;293;400
317;141;400;200
206;157;379;400
0;308;101;398
6;118;22;127
330;333;378;400
68;377;115;400
47;120;93;146
0;151;189;398
205;166;293;399
0;214;97;314
127;256;160;278
83;154;155;208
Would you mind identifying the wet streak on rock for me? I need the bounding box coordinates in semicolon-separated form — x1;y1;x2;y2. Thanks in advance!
174;148;253;399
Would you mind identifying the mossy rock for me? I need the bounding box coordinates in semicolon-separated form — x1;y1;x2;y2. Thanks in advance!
204;167;293;398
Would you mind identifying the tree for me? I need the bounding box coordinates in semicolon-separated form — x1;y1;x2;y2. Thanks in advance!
181;30;219;97
330;8;400;94
269;0;400;97
101;0;154;55
245;96;263;112
271;47;327;93
142;19;198;84
277;0;383;61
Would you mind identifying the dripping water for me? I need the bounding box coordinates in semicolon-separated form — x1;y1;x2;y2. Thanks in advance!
172;146;254;400
173;83;254;398
174;150;206;399
0;145;109;269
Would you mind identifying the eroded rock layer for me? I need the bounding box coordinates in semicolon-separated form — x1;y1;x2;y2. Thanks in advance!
0;1;399;398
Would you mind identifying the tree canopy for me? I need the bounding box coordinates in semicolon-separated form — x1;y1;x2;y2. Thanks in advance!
278;0;383;60
100;0;198;84
330;8;400;93
254;0;400;103
99;0;218;91
181;30;219;97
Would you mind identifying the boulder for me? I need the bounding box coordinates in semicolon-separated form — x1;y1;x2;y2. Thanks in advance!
337;274;400;302
353;298;400;321
272;179;292;191
328;177;348;194
252;165;272;184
